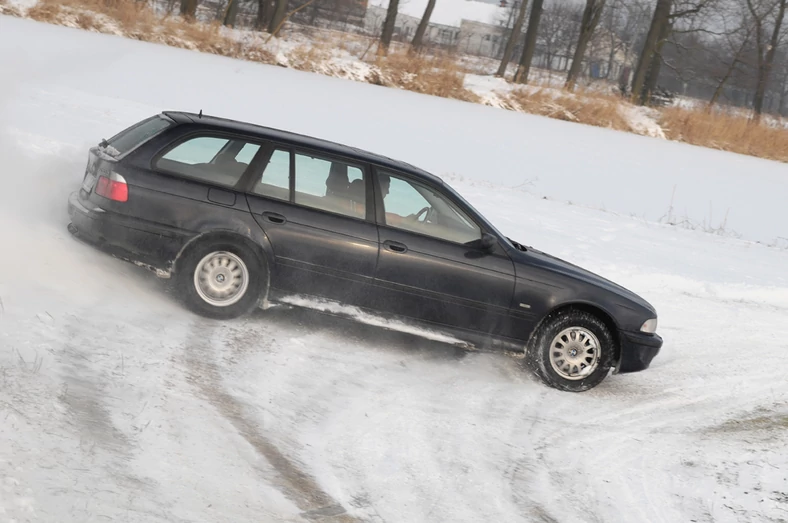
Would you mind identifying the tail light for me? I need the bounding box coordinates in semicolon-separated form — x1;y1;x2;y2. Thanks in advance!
95;172;128;202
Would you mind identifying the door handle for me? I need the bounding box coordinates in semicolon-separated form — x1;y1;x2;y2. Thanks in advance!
384;240;407;253
263;211;286;224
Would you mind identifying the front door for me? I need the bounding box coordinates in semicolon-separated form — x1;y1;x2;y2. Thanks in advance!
369;169;516;337
245;146;379;306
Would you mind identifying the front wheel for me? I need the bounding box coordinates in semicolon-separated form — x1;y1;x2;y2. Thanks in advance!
175;239;264;320
526;310;615;392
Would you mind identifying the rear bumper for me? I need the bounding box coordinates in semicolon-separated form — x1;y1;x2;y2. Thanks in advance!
615;330;663;374
67;191;182;275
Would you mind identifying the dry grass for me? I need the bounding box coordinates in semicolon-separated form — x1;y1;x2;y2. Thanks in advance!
372;51;480;103
27;0;275;64
0;0;23;16
505;87;631;132
660;107;788;163
286;43;333;72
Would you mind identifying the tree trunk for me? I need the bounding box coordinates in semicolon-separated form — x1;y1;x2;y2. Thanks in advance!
641;51;663;104
630;0;671;104
496;0;529;77
753;0;787;120
180;0;198;18
641;17;670;104
603;5;616;79
566;0;606;90
255;0;271;30
513;0;545;84
223;0;239;27
779;68;788;116
605;34;616;79
410;0;437;53
268;0;288;34
379;0;400;55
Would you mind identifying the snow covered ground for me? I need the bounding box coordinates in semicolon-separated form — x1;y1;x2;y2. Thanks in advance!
1;15;787;523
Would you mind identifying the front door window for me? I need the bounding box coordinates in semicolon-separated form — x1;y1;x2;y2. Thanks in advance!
377;172;481;245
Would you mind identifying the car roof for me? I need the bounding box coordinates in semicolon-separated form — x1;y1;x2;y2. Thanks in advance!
163;111;444;186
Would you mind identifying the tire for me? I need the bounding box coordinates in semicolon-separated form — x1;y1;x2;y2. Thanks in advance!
175;238;265;320
525;309;615;392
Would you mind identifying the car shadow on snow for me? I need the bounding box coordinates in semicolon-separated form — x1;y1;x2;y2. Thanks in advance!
250;304;475;362
240;304;542;387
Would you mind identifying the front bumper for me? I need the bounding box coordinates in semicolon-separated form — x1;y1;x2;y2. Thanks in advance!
67;191;179;275
615;330;663;374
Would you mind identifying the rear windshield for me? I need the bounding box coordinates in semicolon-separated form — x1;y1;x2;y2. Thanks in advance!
105;115;172;157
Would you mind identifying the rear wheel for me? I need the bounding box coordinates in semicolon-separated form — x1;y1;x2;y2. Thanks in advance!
526;310;615;392
175;239;264;320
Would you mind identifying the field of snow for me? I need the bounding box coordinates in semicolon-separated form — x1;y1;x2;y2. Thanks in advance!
1;15;787;523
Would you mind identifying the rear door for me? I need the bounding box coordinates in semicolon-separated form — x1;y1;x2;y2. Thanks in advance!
244;145;379;306
369;169;516;337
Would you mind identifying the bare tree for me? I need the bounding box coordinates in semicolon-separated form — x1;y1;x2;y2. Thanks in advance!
746;0;788;119
706;6;755;107
255;0;272;30
180;0;198;18
411;0;437;53
601;0;624;79
631;0;673;102
497;0;529;77
379;0;401;55
631;0;720;104
540;3;582;72
566;0;607;89
268;0;288;33
267;0;318;39
223;0;240;27
566;0;605;91
513;0;545;83
641;11;673;102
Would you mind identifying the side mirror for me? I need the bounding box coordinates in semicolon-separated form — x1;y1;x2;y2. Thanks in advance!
479;232;496;251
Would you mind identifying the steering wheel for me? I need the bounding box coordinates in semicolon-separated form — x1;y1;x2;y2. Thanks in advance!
411;206;431;222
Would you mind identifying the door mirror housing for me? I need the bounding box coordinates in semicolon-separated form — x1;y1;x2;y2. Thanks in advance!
479;232;496;251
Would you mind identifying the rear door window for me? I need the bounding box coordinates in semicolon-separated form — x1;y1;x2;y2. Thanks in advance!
106;115;172;157
155;135;261;188
252;148;291;201
294;153;366;219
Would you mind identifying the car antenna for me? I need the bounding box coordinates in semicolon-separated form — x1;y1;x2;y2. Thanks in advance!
198;109;202;119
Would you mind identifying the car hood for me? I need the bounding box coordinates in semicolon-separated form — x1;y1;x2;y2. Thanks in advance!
513;242;657;315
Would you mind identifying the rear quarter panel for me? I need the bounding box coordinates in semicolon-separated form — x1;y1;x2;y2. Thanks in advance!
95;123;276;269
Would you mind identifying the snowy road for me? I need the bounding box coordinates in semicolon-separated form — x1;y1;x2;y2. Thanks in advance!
1;15;788;523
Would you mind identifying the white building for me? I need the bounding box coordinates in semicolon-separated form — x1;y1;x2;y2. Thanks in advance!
363;5;459;47
363;0;636;83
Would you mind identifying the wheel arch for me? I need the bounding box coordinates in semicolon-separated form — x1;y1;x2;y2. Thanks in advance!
172;230;272;304
526;301;621;362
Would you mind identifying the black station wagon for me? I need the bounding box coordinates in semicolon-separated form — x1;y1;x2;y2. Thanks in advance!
67;111;662;392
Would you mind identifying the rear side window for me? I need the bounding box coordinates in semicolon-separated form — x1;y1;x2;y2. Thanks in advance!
155;135;261;188
106;116;171;157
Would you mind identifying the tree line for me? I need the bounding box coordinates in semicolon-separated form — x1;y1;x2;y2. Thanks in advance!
177;0;788;120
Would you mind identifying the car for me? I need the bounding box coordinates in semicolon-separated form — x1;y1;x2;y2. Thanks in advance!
67;111;663;392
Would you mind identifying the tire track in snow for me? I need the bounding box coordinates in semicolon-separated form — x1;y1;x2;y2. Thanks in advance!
183;320;361;522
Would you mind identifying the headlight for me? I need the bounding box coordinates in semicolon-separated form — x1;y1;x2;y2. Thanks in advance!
640;318;658;333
